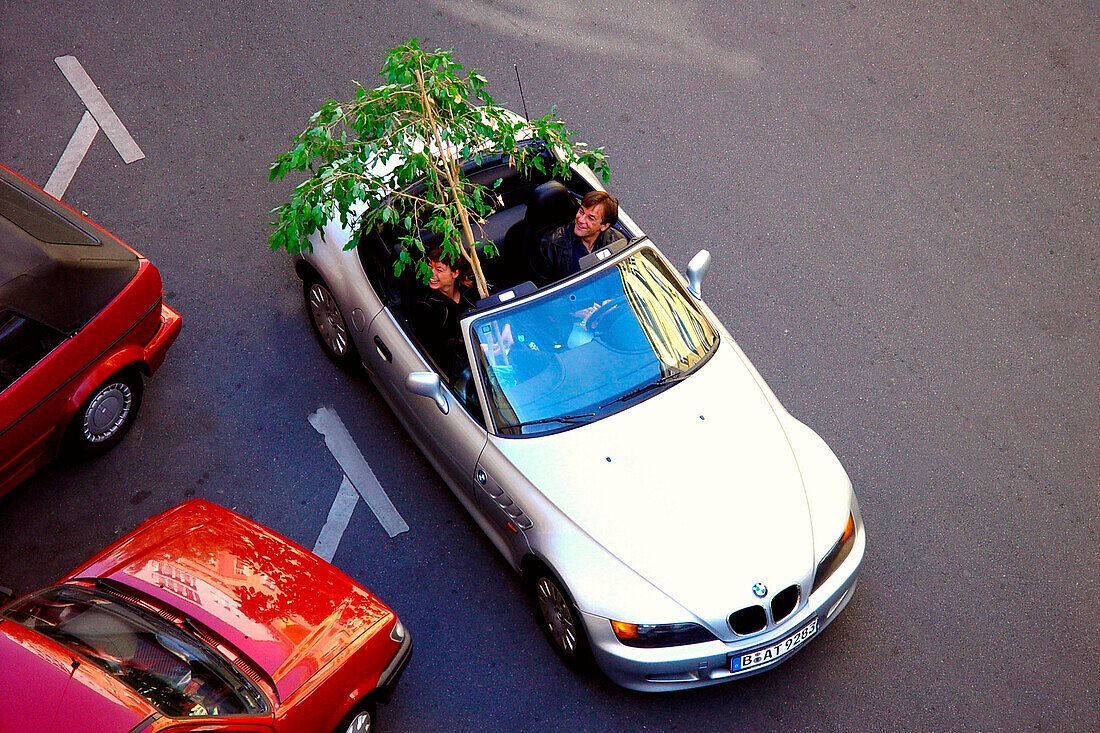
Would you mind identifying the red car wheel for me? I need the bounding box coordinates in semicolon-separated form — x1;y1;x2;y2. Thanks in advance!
336;702;376;733
67;370;144;455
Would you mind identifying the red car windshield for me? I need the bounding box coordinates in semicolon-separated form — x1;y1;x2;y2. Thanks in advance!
2;585;266;718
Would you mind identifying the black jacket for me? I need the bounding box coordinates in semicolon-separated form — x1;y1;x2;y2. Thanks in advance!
412;288;476;375
533;224;626;285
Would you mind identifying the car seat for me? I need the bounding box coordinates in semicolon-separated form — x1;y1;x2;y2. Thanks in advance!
517;181;578;286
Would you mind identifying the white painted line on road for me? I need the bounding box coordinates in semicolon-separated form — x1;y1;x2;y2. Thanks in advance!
54;55;145;163
313;476;360;561
44;110;98;198
309;406;409;538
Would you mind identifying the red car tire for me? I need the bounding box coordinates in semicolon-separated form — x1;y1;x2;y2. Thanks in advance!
335;700;376;733
65;369;144;456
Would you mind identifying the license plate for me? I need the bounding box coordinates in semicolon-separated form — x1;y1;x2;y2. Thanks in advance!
731;618;818;672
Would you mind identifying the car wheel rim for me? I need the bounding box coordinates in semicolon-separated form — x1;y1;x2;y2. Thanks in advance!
345;711;372;733
309;283;349;356
536;577;577;655
83;382;133;443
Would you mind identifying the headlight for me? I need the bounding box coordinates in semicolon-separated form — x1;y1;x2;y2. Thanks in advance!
812;512;856;592
610;620;716;648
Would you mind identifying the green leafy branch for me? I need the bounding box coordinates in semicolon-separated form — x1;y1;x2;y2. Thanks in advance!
269;39;610;298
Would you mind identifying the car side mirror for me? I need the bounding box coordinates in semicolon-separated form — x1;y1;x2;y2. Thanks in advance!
0;585;13;606
406;372;450;414
686;250;711;299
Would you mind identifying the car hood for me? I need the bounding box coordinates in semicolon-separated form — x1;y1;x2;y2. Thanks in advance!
492;342;815;624
70;501;392;701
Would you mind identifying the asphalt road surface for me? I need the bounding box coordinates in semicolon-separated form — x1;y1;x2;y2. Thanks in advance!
2;2;1097;730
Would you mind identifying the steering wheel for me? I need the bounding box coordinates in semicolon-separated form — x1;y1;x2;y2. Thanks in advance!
585;297;629;335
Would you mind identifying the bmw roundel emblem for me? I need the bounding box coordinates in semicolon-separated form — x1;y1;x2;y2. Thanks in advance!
752;583;768;598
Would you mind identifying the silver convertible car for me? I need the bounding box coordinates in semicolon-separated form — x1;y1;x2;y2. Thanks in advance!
295;150;865;691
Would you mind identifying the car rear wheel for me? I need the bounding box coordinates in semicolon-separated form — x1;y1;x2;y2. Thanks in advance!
336;702;376;733
304;277;360;371
68;370;144;456
527;567;593;670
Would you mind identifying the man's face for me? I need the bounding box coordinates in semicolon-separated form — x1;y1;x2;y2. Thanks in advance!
574;204;610;242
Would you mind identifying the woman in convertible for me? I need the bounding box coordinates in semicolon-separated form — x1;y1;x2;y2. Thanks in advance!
412;247;478;376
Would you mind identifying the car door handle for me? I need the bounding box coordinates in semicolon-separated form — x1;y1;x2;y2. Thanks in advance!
373;336;392;362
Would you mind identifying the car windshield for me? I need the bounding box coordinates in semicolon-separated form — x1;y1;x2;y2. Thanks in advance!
470;247;717;435
2;585;265;718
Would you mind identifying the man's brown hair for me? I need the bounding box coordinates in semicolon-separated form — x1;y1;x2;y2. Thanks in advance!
581;191;619;226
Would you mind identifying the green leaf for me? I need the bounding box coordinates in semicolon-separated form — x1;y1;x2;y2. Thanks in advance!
268;39;613;297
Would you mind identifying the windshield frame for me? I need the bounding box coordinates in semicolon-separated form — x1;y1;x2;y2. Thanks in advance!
462;241;720;437
0;583;270;719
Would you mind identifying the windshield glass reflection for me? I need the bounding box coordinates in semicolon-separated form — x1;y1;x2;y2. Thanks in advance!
471;247;716;435
2;585;265;717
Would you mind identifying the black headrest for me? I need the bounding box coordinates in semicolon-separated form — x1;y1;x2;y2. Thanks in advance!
525;181;576;234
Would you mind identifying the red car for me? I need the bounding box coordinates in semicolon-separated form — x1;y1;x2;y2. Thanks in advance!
0;500;412;732
0;164;181;497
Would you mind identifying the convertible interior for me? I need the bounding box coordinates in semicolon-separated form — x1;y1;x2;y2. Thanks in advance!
356;155;632;384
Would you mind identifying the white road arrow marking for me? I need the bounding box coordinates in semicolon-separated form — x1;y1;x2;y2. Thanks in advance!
45;56;145;199
44;111;98;198
54;55;144;163
312;476;360;562
309;406;409;541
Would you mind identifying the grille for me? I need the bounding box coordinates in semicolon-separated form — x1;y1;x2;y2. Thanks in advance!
729;605;767;635
771;585;800;623
729;584;803;636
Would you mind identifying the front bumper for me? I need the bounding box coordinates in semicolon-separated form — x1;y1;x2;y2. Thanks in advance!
374;628;413;704
143;302;182;374
585;499;867;692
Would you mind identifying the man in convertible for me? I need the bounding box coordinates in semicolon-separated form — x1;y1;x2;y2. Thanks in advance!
533;191;624;284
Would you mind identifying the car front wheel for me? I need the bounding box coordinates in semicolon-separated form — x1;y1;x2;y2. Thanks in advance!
336;702;375;733
528;567;593;670
68;370;144;456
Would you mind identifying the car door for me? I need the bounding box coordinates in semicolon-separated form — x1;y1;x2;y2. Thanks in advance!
0;312;67;494
364;307;487;499
157;724;275;732
458;307;540;563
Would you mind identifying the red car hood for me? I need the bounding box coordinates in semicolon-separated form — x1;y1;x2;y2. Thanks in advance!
0;619;153;732
66;501;393;701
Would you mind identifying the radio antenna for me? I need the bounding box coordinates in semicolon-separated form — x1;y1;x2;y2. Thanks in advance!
514;64;530;121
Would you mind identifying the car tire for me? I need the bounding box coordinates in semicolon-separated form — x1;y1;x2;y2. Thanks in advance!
304;277;361;372
526;565;594;671
336;701;376;733
67;370;144;456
